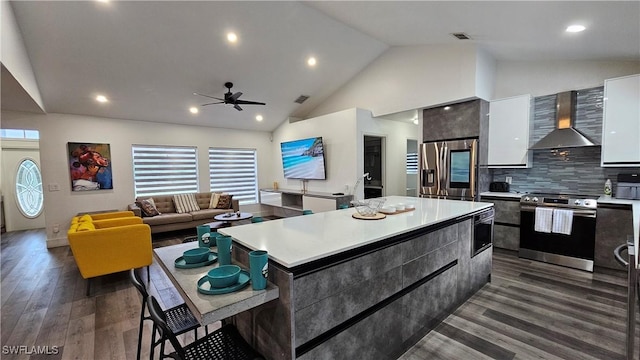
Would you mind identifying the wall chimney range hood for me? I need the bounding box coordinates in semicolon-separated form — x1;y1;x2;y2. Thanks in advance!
529;91;598;150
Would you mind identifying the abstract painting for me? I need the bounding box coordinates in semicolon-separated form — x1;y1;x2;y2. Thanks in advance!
68;142;113;191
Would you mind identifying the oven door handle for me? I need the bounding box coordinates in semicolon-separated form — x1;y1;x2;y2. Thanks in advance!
614;243;629;267
520;206;596;218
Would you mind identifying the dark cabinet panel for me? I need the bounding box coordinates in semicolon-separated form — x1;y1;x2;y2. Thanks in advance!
423;99;485;141
595;207;633;270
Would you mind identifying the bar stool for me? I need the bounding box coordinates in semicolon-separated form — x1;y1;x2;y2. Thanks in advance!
129;268;206;360
147;295;264;360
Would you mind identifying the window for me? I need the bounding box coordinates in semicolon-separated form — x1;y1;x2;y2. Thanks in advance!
132;145;198;197
15;159;44;218
1;129;39;139
406;152;418;174
209;148;258;205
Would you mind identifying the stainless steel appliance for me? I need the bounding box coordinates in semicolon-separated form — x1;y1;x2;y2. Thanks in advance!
617;173;640;200
419;138;478;200
519;193;597;272
472;208;494;257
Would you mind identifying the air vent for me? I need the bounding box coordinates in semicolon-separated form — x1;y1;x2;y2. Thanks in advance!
294;95;310;104
451;32;471;40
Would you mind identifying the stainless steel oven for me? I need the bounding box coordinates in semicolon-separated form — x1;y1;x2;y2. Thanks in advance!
519;193;597;272
472;208;494;257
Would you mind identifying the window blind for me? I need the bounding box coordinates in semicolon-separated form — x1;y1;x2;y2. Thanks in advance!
209;148;258;205
406;152;418;174
132;145;198;197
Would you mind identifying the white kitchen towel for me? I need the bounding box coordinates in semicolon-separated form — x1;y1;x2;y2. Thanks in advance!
552;209;574;235
534;207;553;233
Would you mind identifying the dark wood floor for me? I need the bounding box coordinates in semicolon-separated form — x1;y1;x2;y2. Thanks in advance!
1;229;636;359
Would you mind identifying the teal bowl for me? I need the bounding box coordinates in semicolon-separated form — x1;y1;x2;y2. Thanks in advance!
207;265;241;288
183;247;210;264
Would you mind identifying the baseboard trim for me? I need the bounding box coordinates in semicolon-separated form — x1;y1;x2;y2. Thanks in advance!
47;236;69;248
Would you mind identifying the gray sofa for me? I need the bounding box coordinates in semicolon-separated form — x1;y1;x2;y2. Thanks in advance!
128;193;239;234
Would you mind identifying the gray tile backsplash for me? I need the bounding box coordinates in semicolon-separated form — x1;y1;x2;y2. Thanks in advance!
492;86;637;196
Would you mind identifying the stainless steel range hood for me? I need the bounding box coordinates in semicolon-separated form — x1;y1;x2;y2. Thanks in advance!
530;91;598;150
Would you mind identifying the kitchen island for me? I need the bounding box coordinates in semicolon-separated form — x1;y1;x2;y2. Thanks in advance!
220;196;494;359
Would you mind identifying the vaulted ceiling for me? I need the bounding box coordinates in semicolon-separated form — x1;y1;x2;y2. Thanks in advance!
2;1;639;131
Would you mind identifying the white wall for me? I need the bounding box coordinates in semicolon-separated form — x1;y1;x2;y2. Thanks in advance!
271;108;358;195
1;110;273;247
272;108;420;201
307;44;483;119
356;109;420;199
493;60;640;99
1;1;44;111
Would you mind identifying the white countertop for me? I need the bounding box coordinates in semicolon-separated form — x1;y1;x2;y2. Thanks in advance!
219;196;493;268
598;196;640;267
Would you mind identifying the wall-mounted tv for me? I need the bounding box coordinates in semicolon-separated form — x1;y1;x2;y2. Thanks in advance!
280;137;327;180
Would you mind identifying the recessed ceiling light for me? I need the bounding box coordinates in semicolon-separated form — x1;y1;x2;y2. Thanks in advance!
96;0;109;3
444;106;451;110
307;57;317;67
227;32;238;43
256;115;263;121
413;119;419;125
189;107;199;114
566;25;586;33
96;95;108;103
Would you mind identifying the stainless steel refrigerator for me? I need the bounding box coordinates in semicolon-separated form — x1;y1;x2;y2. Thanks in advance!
419;138;478;200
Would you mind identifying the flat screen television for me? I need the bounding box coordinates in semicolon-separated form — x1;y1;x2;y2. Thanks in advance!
280;137;327;180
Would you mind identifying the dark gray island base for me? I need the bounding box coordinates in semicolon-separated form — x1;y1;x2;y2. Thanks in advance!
229;212;493;359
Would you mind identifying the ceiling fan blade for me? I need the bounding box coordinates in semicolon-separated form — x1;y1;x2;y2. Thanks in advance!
201;101;224;106
234;104;243;111
193;92;224;101
229;92;243;102
235;99;266;105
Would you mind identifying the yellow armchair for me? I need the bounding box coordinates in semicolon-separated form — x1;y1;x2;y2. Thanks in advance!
68;214;152;296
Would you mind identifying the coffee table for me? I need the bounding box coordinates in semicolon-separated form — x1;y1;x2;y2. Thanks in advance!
214;212;253;225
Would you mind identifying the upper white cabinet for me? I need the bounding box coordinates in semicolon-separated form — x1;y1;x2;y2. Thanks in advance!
488;94;532;168
602;74;640;167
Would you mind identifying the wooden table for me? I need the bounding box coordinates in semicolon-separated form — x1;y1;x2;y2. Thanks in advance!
153;242;279;325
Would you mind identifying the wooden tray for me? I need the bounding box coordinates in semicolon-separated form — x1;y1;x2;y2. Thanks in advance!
381;208;415;215
352;213;386;220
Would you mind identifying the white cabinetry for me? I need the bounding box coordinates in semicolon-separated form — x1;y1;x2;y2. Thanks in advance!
488;95;532;168
302;195;337;213
259;190;282;207
259;189;351;213
602;74;640;167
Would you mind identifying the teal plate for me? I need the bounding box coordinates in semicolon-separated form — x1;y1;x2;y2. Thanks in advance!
197;270;250;295
174;252;218;269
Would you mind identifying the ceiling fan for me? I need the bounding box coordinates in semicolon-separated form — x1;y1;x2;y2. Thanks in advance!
194;82;266;111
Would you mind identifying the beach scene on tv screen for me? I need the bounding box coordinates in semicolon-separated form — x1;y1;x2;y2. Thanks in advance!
281;137;326;179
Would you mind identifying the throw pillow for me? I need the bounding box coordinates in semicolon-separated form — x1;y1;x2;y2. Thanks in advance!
209;193;221;209
137;198;161;217
215;194;233;209
173;193;200;214
77;222;95;232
